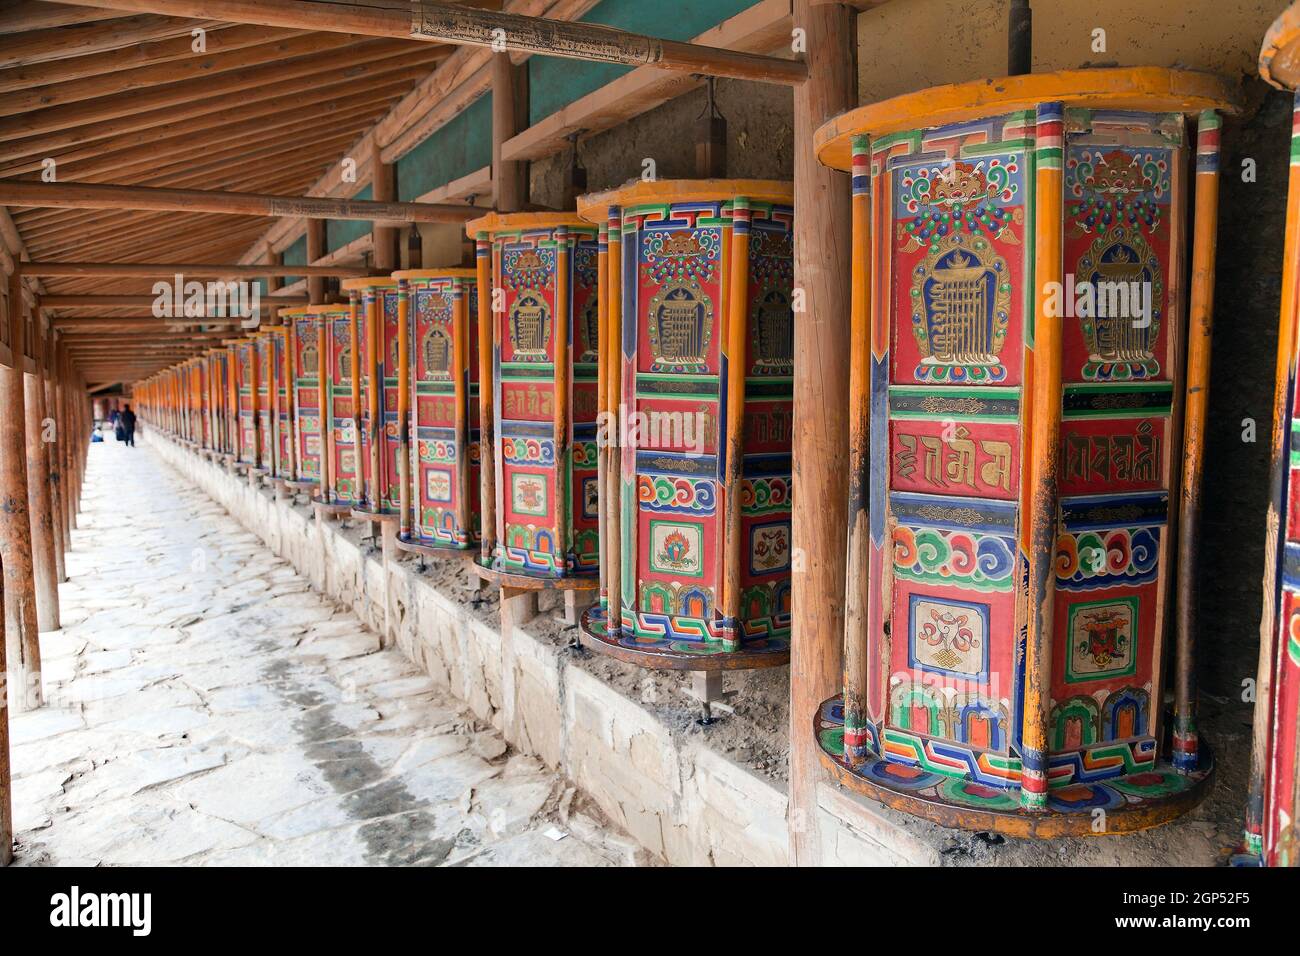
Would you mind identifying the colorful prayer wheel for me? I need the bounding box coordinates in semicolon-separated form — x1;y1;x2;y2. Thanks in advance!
392;268;482;556
465;212;601;590
573;180;795;670
230;336;259;470
1245;5;1300;867
203;348;230;460
811;67;1237;837
315;303;362;516
341;277;402;523
280;306;327;494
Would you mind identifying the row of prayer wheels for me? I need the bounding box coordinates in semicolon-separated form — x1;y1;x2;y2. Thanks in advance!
134;47;1300;854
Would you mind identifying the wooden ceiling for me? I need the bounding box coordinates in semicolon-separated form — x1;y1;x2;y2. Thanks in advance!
0;0;508;384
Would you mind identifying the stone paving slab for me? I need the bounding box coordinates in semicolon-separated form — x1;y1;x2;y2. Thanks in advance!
7;437;638;867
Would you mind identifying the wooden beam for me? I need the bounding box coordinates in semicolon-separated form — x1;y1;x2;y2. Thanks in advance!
0;25;305;96
0;14;210;69
0;37;433;143
40;293;308;307
69;0;807;84
0;2;127;33
788;0;852;866
27;261;369;278
0;47;442;162
0;181;478;224
0;29;353;116
0;67;426;177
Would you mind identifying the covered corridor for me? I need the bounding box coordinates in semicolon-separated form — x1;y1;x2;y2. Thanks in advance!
7;433;635;866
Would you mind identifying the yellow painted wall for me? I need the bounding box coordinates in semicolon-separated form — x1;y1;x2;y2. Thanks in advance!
858;0;1283;103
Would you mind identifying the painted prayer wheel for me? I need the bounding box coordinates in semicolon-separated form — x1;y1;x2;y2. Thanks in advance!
392;268;482;556
231;337;259;470
280;306;326;494
315;303;362;515
1245;6;1300;867
573;180;795;670
465;212;601;590
810;68;1237;837
341;277;402;523
204;349;230;459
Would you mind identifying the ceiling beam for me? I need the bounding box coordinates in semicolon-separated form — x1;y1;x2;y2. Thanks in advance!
26;262;369;278
65;0;807;84
0;14;218;69
0;181;478;224
0;24;304;95
40;293;308;308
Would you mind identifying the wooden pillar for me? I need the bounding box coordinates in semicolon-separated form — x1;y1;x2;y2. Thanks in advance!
370;139;398;272
25;306;60;632
453;281;471;538
2;269;42;711
0;551;10;867
43;329;66;584
842;134;871;765
554;226;571;564
1249;91;1300;856
475;233;496;565
721;199;751;653
1020;102;1066;811
788;0;853;865
306;218;327;303
491;52;528;214
396;281;411;540
1173;111;1223;772
605;211;622;633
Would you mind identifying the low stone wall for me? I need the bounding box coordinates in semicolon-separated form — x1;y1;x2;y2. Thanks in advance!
143;431;943;866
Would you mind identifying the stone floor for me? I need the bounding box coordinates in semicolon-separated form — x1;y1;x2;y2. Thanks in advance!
8;433;640;866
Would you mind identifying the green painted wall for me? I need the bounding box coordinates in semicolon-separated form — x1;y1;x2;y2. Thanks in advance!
281;234;307;287
527;0;755;126
396;94;493;201
325;184;372;254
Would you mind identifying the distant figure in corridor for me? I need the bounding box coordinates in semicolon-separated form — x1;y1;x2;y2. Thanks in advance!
120;404;137;448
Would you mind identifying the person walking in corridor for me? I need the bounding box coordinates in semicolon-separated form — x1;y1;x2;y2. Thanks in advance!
120;404;137;447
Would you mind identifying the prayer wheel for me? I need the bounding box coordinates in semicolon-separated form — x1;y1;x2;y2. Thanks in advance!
1246;5;1300;867
574;180;795;670
810;67;1237;836
312;303;362;515
392;268;483;556
205;347;233;460
341;277;402;523
231;336;259;471
252;327;293;483
465;212;601;590
280;306;327;494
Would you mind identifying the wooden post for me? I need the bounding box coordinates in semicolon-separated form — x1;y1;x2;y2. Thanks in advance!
453;280;471;539
1173;111;1223;772
306;219;327;303
1020;102;1066;812
842;134;871;766
365;288;381;516
348;289;362;506
475;232;496;566
606;211;623;632
554;226;571;568
370;140;399;272
396;279;411;541
0;551;10;867
318;307;333;503
596;221;609;618
492;52;528;215
2;269;43;711
45;335;66;583
25;305;60;631
788;0;853;866
721;198;750;654
1249;91;1300;856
